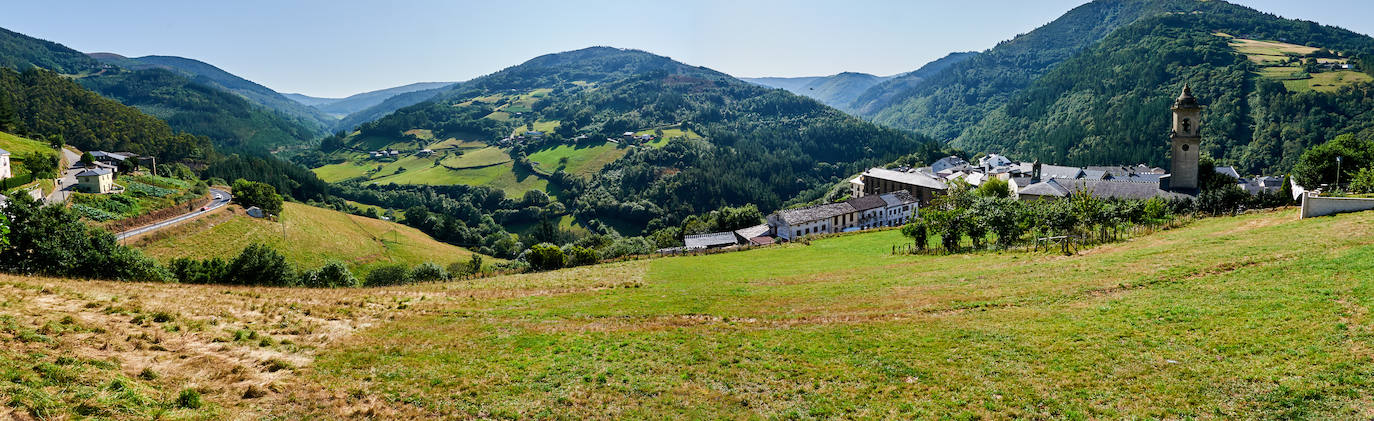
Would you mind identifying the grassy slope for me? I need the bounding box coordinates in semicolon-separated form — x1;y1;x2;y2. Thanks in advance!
134;202;478;275
0;131;51;157
11;209;1374;418
298;209;1374;418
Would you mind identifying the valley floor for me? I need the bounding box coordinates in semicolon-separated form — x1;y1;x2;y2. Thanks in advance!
4;208;1374;419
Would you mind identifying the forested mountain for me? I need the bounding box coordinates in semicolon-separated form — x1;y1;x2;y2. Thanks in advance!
342;47;936;232
0;26;321;153
0;67;212;162
330;84;453;131
303;82;455;117
743;72;891;112
855;0;1171;139
90;54;337;133
853;0;1374;175
955;4;1374;174
848;51;977;115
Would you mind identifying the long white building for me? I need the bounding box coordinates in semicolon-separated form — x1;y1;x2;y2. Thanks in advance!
769;190;918;241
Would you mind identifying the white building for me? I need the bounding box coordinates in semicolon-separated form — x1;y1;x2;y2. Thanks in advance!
768;191;918;241
75;168;113;194
0;147;10;179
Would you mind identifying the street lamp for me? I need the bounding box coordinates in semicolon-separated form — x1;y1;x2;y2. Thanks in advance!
1336;156;1343;187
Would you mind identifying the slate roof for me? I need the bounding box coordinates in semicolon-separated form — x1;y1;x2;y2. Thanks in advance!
733;224;771;240
861;167;948;191
1082;169;1108;180
881;190;918;207
1214;166;1241;179
75;168;112;177
1056;179;1194;200
684;232;739;249
847;195;888;211
0;147;9;155
748;236;775;246
1040;164;1085;180
776;202;856;225
1018;179;1071;198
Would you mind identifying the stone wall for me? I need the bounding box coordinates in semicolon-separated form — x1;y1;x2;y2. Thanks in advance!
1300;193;1374;218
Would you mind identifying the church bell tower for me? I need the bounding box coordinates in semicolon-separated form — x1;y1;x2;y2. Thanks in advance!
1170;85;1202;191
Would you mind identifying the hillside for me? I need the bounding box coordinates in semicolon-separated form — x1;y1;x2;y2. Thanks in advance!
743;72;891;111
305;81;456;117
330;84;453;132
92;54;337;134
131;201;481;276
949;1;1374;174
8;207;1374;418
0;67;213;162
852;0;1374;175
322;47;933;234
0;26;321;153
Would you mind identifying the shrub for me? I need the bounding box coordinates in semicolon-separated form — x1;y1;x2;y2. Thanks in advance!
526;243;565;271
227;243;296;286
563;245;599;267
409;262;449;283
169;257;229;284
365;264;412;287
231;179;284;216
301;261;358;288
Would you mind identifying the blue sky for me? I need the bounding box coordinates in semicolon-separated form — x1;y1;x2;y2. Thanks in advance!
3;0;1371;98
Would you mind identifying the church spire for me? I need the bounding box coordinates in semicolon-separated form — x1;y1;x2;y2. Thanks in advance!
1174;84;1199;109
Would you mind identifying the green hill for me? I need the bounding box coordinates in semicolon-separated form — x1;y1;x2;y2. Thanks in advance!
94;54;338;134
744;71;893;112
0;25;321;153
132;201;483;276
853;0;1374;175
327;47;936;233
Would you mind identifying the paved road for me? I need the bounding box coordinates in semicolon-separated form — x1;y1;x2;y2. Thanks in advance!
45;148;83;205
116;188;232;240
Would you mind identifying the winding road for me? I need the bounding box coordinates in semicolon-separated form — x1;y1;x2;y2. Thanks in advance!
115;188;232;240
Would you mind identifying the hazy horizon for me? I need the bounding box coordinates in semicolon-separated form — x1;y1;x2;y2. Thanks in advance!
4;0;1371;98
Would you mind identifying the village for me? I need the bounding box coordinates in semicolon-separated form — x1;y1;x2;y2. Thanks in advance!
675;86;1296;252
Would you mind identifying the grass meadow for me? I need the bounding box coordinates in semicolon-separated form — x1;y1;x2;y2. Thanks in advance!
10;208;1374;418
133;202;477;276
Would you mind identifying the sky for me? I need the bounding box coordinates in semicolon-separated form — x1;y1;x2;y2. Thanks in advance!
3;0;1372;98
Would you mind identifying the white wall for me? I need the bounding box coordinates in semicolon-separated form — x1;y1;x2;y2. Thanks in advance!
1301;193;1374;219
0;154;10;179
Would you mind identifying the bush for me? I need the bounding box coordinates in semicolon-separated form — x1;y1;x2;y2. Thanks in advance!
0;194;171;282
563;245;599;267
226;243;296;286
365;264;412;287
409;262;449;283
301;261;358;288
526;243;565;271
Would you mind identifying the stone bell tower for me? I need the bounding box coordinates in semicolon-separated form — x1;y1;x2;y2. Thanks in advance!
1169;84;1202;191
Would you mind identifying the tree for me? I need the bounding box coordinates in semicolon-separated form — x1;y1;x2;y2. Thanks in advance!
79;151;94;166
0;212;9;251
974;178;1011;198
526;243;565;271
900;221;928;251
227;243;295;286
1292;134;1374;188
21;152;58;179
1350;167;1374;194
231;179;284;216
563;245;599;267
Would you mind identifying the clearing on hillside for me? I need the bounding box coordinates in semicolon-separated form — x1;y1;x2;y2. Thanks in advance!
1219;33;1372;93
132;202;481;276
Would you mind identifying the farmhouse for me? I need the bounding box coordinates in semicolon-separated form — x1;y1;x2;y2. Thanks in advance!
75;168;113;194
0;147;10;179
769;191;918;241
